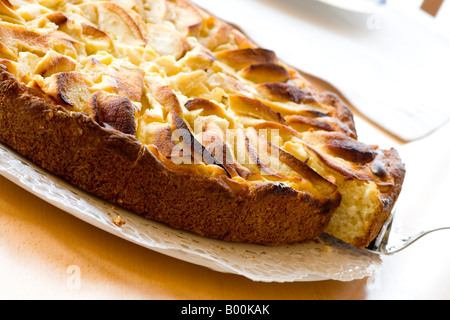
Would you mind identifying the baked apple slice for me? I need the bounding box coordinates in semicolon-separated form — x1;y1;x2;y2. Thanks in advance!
228;94;286;125
0;0;25;25
85;91;137;135
165;0;204;36
239;64;291;84
34;50;77;78
146;23;187;60
216;48;278;71
31;71;94;112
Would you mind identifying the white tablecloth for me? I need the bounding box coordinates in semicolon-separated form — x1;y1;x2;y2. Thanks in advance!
191;0;450;141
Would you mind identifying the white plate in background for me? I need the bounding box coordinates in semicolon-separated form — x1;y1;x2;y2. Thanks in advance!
0;142;382;283
314;0;386;13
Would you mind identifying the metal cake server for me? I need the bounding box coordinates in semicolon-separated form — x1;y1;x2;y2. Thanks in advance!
366;208;450;255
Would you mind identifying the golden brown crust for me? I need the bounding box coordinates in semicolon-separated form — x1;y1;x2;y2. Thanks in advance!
0;68;337;245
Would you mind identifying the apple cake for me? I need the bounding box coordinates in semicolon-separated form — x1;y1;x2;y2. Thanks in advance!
0;0;405;248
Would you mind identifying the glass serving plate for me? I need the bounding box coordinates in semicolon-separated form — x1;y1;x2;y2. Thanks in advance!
0;142;382;282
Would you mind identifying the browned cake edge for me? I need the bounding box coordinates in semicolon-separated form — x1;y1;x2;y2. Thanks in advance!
355;148;406;248
0;68;342;246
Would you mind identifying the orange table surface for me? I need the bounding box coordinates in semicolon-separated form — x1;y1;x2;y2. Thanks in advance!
1;163;450;300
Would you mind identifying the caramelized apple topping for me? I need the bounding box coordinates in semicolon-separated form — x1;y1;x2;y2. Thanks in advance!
1;0;396;200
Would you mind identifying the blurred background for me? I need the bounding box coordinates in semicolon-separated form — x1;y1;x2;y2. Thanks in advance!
192;0;450;143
